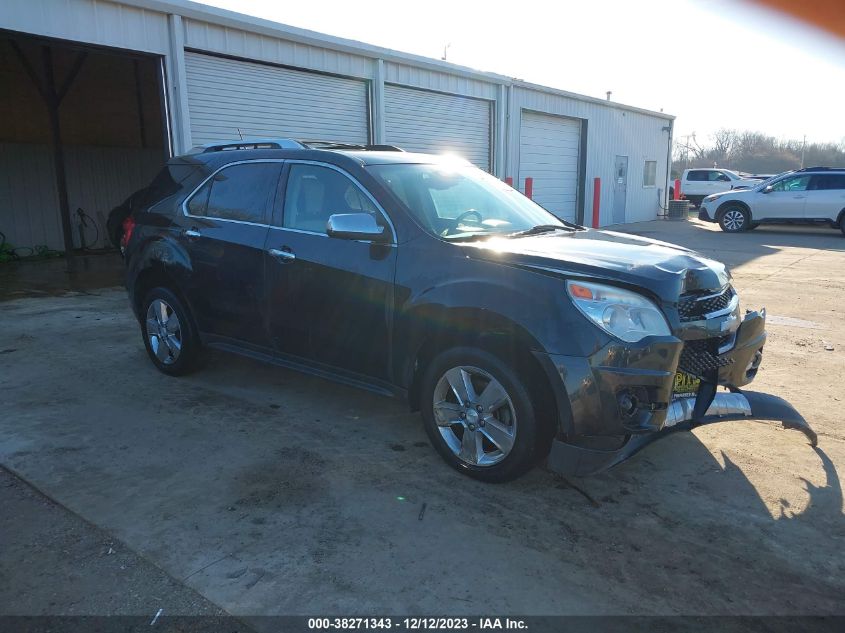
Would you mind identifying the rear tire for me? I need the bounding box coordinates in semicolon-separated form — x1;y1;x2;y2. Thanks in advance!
718;205;750;232
839;214;845;237
420;347;541;483
141;287;202;376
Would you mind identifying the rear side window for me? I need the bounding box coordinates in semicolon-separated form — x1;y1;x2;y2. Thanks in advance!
686;170;706;181
143;164;203;213
812;174;845;190
186;162;280;223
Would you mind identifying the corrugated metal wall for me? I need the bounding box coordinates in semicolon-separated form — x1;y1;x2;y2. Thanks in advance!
1;0;169;54
0;0;674;249
0;143;163;250
509;87;671;225
182;19;375;80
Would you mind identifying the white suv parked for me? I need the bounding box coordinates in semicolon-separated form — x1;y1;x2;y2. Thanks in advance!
680;168;760;207
698;167;845;234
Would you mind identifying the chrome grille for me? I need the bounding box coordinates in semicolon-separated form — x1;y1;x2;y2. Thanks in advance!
678;286;735;322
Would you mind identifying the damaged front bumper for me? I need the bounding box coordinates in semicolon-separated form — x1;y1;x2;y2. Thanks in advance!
539;303;817;477
547;388;818;477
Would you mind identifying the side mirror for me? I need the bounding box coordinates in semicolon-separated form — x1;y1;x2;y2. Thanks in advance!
763;185;774;194
326;213;387;242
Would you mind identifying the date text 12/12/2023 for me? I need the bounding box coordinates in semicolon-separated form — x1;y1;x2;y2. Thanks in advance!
307;618;528;630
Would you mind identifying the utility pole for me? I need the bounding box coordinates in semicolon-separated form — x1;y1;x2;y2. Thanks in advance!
800;134;806;168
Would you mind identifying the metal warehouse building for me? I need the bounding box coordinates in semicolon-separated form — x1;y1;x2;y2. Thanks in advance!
1;0;674;254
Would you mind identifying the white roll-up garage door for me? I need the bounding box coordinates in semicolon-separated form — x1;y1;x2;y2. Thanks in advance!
184;52;369;146
518;111;581;222
384;85;491;170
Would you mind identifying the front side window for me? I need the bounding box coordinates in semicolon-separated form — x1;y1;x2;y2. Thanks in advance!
643;161;657;187
368;162;569;240
770;175;811;192
709;171;731;182
283;164;379;234
187;162;280;223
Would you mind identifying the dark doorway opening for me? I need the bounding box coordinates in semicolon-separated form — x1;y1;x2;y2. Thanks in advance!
0;31;169;265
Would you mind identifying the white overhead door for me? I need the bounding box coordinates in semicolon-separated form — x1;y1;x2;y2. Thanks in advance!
384;85;491;170
518;111;581;222
184;52;369;146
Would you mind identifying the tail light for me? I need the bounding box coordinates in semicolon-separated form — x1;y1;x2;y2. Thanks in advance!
120;215;136;250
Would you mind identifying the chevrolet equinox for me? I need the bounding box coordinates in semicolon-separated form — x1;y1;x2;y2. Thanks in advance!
122;139;816;482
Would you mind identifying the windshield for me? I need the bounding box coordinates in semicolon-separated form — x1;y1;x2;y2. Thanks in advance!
367;163;573;240
753;171;793;190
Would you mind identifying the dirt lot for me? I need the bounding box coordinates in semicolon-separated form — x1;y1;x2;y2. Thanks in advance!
0;218;843;619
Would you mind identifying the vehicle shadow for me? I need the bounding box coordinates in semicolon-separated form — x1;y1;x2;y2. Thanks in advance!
192;351;845;615
616;219;845;271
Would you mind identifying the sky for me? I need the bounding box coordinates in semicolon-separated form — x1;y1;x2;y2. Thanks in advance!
198;0;845;148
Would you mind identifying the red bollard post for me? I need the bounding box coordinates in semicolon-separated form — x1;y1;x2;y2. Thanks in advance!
524;177;533;199
505;176;513;187
674;179;681;201
592;177;601;228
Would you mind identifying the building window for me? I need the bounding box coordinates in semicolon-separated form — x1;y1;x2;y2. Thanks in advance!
643;161;657;187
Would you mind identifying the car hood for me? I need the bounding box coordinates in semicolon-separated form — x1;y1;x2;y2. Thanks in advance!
460;229;730;302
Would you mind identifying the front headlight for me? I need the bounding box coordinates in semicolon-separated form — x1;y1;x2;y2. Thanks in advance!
566;280;671;342
703;194;722;203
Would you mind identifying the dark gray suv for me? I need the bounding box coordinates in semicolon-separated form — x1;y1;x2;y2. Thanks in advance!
121;139;817;482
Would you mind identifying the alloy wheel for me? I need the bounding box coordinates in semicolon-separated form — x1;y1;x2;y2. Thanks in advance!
723;209;745;231
432;365;517;467
145;299;182;365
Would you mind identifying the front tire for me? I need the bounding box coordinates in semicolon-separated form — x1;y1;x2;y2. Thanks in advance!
718;205;750;232
420;347;541;483
141;287;202;376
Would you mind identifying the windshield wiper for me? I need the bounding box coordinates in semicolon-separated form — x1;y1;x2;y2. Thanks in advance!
507;224;574;238
445;232;497;242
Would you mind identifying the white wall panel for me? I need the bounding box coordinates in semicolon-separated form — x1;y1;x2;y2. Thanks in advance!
509;86;671;225
384;62;498;100
184;52;370;146
2;0;169;54
183;19;374;80
385;85;491;170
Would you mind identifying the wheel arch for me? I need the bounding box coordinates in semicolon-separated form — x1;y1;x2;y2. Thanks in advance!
716;199;752;219
404;307;562;448
131;264;199;339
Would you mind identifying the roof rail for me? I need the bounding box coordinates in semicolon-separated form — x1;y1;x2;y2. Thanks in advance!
188;138;407;155
795;166;845;172
189;138;306;154
298;140;405;152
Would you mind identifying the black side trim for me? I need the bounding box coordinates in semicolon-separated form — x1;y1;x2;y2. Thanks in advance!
203;336;404;400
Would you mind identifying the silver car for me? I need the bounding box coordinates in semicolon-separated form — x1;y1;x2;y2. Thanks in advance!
698;167;845;234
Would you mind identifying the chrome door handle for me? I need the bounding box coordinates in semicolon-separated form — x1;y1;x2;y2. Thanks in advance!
268;247;296;262
184;228;201;238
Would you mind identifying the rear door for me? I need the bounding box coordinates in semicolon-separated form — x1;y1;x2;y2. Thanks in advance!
756;174;811;219
805;174;845;220
683;170;708;196
178;160;281;344
264;161;397;381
